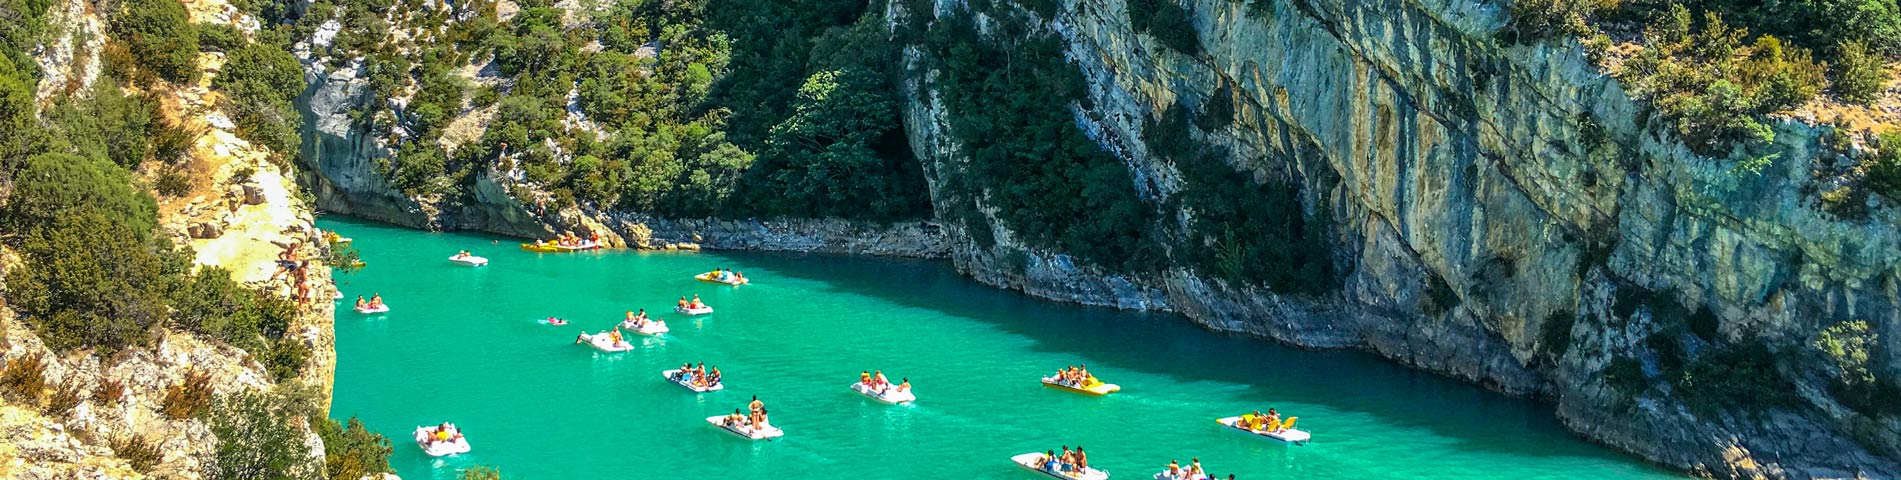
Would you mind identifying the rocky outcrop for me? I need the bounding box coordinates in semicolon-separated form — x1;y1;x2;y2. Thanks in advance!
295;54;433;229
893;0;1900;477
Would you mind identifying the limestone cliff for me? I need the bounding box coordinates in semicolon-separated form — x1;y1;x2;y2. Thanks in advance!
0;0;339;477
891;0;1900;477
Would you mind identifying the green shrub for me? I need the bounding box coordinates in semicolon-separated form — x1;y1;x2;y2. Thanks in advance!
206;390;322;479
741;67;930;220
197;23;247;53
1127;0;1201;55
1604;355;1648;395
264;339;310;383
215;38;305;158
919;12;1161;272
315;415;393;480
1832;40;1889;103
460;465;503;480
1145;104;1335;293
1814;321;1901;417
1616;7;1828;157
111;0;200;83
1673;341;1794;414
45;381;82;416
1867;129;1901;201
156;169;193;197
162;371;215;420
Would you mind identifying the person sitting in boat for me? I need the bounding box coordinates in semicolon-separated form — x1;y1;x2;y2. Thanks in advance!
872;370;890;392
860;371;872;386
1186;458;1204;477
748;395;764;415
608;328;625;345
1058;446;1075;472
625;310;643;328
723;409;745;427
673;362;693;381
369;293;384;308
897;377;911;392
706;367;721;386
1034;450;1059;473
354;296;367;309
453;250;470;259
1262;408;1283;432
1164;459;1183;478
749;407;769;428
690;294;705;309
734;271;748;283
1075;446;1090;472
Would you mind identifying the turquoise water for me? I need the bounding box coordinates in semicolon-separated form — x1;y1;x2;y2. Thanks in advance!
322;218;1679;480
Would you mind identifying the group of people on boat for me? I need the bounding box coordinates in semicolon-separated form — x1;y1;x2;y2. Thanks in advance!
719;395;770;429
677;295;707;310
624;309;653;328
1157;458;1233;480
671;362;722;388
1050;364;1096;387
1031;446;1092;475
1237;408;1287;433
451;250;474;259
354;294;385;310
552;232;598;248
857;370;910;395
707;268;747;283
421;423;463;444
577;328;627;346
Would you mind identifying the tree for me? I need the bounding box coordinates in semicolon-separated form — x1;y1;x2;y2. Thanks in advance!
1832;39;1889;103
111;0;200;83
315;416;393;480
206;391;323;480
745;67;925;220
216;39;306;156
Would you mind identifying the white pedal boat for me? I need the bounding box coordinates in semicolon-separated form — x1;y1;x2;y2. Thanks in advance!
413;425;470;457
578;332;634;352
706;415;782;440
619;319;669;335
448;255;488;266
1216;416;1311;443
354;304;389;314
675;305;713;315
661;370;723;392
849;382;915;404
1011;452;1109;480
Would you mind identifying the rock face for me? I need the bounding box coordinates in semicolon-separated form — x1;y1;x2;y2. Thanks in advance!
891;0;1901;478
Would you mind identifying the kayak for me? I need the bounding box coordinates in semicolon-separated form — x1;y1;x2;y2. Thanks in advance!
1010;452;1109;480
661;370;723;392
354;304;389;314
448;255;488;266
706;415;782;440
619;319;669;335
695;272;748;286
413;425;470;457
546;318;569;326
675;305;713;315
520;241;602;253
1042;376;1119;396
849;382;916;405
577;332;634;352
325;232;352;244
1215;416;1310;443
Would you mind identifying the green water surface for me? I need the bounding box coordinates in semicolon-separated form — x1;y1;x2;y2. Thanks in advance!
321;218;1678;480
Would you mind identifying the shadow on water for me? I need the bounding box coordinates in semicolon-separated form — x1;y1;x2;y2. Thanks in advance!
727;249;1653;464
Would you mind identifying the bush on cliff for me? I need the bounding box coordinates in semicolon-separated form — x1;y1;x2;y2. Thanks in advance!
1616;6;1827;157
1144;104;1336;294
111;0;200;84
919;10;1163;272
315;415;394;480
1814;321;1901;417
206;389;323;480
1127;0;1202;56
215;32;307;161
1672;341;1796;414
1866;129;1901;200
